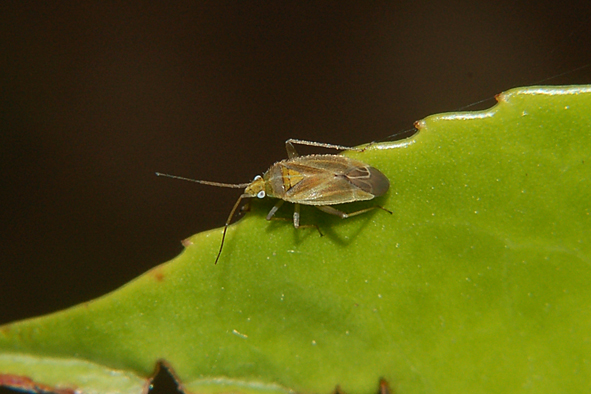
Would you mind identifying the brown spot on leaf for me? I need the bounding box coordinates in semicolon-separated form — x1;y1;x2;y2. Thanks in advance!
331;378;393;394
181;238;194;247
495;92;506;103
379;378;392;394
0;374;76;394
149;266;166;282
414;120;427;130
332;384;345;394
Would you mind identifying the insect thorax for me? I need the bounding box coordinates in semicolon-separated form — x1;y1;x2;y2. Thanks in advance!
263;163;291;199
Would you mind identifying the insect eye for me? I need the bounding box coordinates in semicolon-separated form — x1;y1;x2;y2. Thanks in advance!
254;175;262;181
257;190;266;199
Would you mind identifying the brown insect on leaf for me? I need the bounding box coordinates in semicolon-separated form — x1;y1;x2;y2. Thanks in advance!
157;139;391;264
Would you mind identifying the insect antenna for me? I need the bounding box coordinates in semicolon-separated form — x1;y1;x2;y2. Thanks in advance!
155;172;251;188
215;193;251;264
156;172;253;264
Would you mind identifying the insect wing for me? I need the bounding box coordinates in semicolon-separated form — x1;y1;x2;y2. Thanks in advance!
280;155;379;205
345;165;390;197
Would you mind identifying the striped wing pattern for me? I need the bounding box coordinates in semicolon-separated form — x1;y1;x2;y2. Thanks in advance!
276;154;388;206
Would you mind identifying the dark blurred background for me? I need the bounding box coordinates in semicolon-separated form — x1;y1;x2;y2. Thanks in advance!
1;1;591;392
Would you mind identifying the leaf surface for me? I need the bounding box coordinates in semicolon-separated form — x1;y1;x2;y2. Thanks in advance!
1;85;591;394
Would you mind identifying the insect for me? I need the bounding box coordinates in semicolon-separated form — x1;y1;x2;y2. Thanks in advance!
156;139;391;264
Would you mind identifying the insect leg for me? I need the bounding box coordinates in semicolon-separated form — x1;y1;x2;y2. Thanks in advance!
293;204;300;228
266;201;323;235
316;205;392;218
266;202;306;230
293;203;301;227
286;138;364;157
293;203;323;235
285;140;300;159
266;200;284;220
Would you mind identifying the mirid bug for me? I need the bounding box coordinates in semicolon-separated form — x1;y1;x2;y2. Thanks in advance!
157;139;391;264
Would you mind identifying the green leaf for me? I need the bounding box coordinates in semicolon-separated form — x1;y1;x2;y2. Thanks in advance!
1;85;590;394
